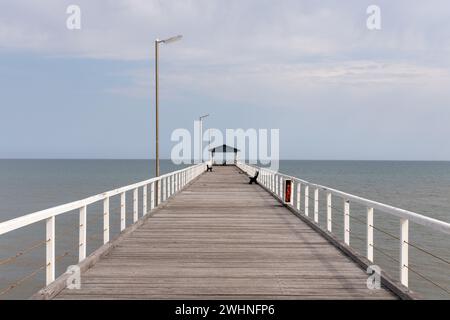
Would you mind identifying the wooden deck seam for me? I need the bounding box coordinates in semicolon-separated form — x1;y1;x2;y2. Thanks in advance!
38;166;401;300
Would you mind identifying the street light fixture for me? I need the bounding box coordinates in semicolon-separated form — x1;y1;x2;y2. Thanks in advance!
199;114;209;163
154;35;183;179
157;35;183;44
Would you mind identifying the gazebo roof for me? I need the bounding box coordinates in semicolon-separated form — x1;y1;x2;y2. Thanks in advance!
209;144;239;153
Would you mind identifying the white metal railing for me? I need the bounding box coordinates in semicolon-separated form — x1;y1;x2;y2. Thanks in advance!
0;163;206;290
237;161;450;292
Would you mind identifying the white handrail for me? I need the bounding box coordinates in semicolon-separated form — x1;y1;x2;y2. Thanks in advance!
237;161;450;289
0;164;205;235
238;162;450;234
0;163;206;286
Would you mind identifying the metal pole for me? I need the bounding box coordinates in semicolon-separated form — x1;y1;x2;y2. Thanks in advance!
199;117;203;163
154;40;160;207
153;35;181;206
198;114;209;164
155;40;160;178
208;129;211;162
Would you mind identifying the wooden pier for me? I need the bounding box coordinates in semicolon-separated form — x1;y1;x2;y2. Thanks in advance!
48;166;396;299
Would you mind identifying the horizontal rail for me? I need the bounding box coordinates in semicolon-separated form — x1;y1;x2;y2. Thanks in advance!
0;164;204;236
238;163;450;235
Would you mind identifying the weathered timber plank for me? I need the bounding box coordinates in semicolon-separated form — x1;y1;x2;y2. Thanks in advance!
51;166;397;300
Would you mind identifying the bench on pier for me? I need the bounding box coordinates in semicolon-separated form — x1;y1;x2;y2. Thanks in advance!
248;171;259;184
206;165;213;172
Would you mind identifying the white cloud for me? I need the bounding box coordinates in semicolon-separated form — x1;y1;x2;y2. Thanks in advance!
107;60;450;110
2;1;450;107
1;0;449;60
1;0;450;159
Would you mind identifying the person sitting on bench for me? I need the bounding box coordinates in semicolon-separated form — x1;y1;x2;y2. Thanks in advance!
249;171;259;184
206;164;213;172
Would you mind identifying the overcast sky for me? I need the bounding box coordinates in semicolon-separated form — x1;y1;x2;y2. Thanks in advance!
1;0;449;160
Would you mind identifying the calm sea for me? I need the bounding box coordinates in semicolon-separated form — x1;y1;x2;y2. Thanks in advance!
0;160;449;299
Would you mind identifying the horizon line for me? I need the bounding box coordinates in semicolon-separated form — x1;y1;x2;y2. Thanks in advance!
1;158;449;162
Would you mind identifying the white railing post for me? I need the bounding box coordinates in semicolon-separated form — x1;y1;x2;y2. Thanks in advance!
103;197;110;244
400;218;409;287
161;178;167;202
279;177;283;198
120;192;126;231
344;200;350;245
166;177;170;198
367;207;374;262
157;180;161;205
150;182;155;211
133;188;138;223
296;183;301;211
143;185;148;215
174;174;176;193
166;177;169;198
327;192;332;232
304;185;309;216
276;176;279;196
173;174;176;194
46;216;55;285
79;206;87;262
172;174;175;195
314;188;319;223
263;170;266;186
168;176;171;197
275;176;278;195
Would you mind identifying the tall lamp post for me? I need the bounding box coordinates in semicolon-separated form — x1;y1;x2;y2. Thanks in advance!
154;35;182;207
154;35;182;179
199;114;209;163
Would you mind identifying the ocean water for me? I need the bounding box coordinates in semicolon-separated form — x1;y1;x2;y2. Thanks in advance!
0;160;449;299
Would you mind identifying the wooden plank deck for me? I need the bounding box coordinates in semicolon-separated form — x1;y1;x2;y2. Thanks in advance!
55;166;396;299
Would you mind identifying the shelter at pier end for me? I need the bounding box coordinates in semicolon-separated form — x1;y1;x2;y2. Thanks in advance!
209;144;239;165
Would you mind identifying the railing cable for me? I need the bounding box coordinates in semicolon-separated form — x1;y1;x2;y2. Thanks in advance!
404;264;450;295
0;240;46;267
0;251;70;297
